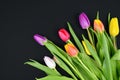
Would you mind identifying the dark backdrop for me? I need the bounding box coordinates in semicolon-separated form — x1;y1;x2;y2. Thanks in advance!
1;0;120;80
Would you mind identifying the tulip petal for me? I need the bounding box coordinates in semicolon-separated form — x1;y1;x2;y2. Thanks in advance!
58;28;70;42
79;12;90;29
34;34;47;46
44;56;56;69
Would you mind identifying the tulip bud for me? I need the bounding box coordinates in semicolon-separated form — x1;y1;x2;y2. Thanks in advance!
44;56;56;69
33;34;47;46
53;56;60;64
94;19;104;33
64;43;78;57
109;17;119;37
79;12;90;29
82;41;91;55
58;28;70;42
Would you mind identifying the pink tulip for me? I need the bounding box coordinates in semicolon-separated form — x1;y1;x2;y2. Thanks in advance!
58;28;70;42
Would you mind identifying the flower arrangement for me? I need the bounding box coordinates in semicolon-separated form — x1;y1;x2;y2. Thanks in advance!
25;12;120;80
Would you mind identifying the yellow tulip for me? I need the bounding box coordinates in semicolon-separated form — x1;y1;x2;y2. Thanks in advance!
109;17;119;37
82;41;91;55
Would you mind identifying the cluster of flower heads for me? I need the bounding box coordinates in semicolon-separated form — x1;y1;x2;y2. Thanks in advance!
34;12;119;58
26;12;120;80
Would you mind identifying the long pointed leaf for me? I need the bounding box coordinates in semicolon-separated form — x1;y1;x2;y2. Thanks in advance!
55;56;77;80
25;59;61;76
36;76;74;80
101;33;113;80
67;22;85;53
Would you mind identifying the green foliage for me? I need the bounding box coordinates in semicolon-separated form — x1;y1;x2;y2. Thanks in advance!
25;13;120;80
67;22;85;53
36;76;74;80
25;59;61;76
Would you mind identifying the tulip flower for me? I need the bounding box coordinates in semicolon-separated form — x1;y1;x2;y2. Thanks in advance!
82;41;91;55
109;17;119;37
44;56;56;69
64;43;78;57
58;28;70;42
94;19;104;33
33;34;47;46
79;12;90;29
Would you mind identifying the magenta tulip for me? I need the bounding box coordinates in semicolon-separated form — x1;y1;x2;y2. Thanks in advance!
79;12;90;29
33;34;47;46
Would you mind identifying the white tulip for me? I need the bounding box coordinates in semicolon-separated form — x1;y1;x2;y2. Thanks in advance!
44;56;56;69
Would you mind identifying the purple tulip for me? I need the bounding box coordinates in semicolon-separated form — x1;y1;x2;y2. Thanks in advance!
79;12;90;29
33;34;47;46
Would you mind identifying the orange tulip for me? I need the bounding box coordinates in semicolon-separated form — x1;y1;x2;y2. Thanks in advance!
64;43;78;57
94;19;104;33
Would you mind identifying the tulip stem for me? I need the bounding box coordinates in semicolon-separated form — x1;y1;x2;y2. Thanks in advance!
112;36;117;50
76;56;91;74
67;40;73;44
87;28;94;46
53;68;61;75
66;60;84;80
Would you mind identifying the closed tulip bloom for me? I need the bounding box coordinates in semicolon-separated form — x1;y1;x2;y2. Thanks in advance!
64;43;78;57
79;12;90;29
58;28;70;42
94;19;104;33
109;17;119;37
82;41;91;55
44;56;56;69
33;34;47;46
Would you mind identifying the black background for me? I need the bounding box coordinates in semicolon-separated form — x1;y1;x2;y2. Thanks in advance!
1;0;120;80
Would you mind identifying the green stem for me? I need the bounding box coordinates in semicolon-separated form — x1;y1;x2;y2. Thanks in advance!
112;36;117;50
66;60;84;80
87;28;94;46
76;56;91;73
67;40;73;44
53;68;61;75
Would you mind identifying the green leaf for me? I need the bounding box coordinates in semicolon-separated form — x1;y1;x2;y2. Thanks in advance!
111;50;120;60
117;61;120;79
82;35;101;66
111;60;117;80
101;33;113;80
78;53;103;79
36;76;74;80
72;57;99;80
104;31;116;56
25;59;61;76
44;40;83;79
67;22;85;53
45;40;68;59
55;56;77;80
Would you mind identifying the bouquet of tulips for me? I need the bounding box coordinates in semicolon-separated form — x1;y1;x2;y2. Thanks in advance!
25;12;120;80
